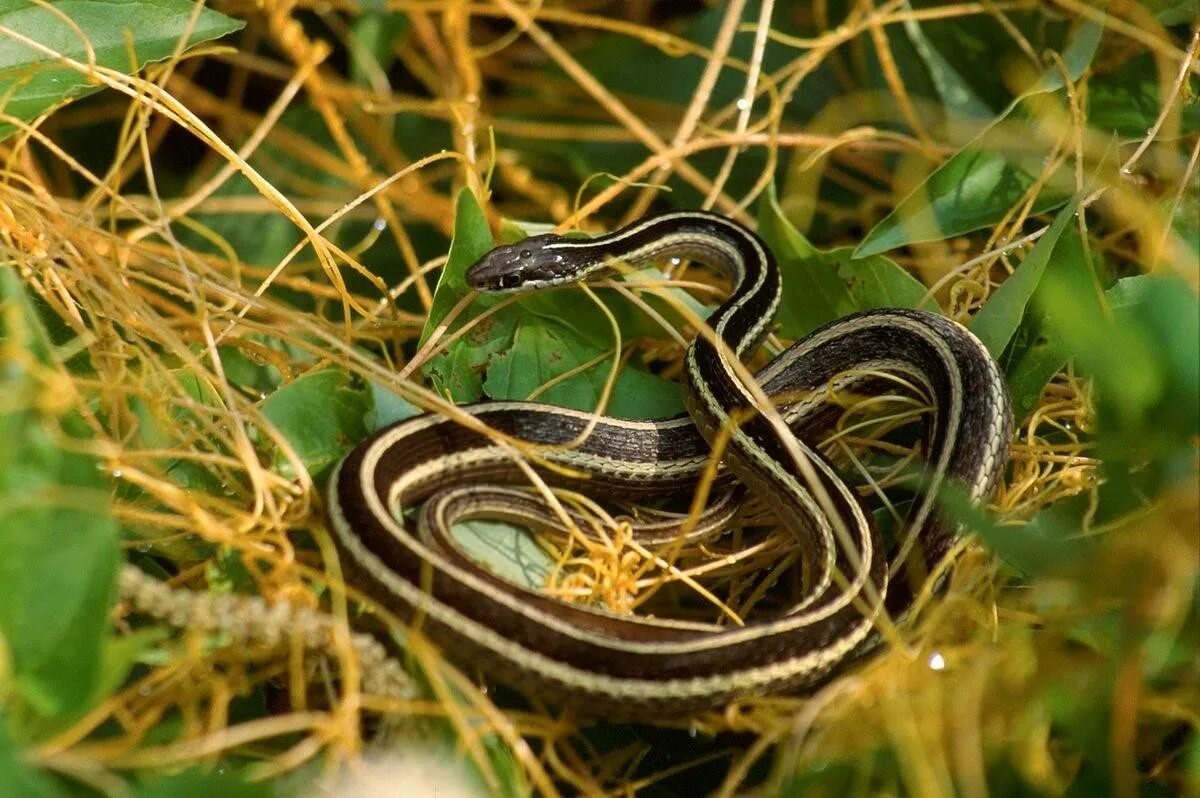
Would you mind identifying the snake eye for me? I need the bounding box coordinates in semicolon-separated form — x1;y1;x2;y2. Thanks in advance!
519;249;531;259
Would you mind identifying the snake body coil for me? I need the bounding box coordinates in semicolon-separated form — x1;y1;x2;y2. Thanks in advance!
327;211;1011;715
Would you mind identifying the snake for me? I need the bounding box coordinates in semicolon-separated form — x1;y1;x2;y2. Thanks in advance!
326;210;1012;716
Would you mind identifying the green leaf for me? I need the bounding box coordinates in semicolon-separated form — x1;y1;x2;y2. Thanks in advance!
1088;53;1200;138
854;136;1072;258
260;369;370;477
1108;276;1199;438
1033;259;1161;432
367;380;421;431
205;549;257;595
420;189;508;402
425;309;517;403
1000;222;1106;422
900;5;992;120
135;768;275;798
449;519;554;590
1141;0;1199;24
759;182;818;260
760;184;932;338
349;11;409;86
1003;321;1066;423
482;313;685;419
605;368;686;419
854;17;1102;257
420;187;495;347
0;0;243;141
971;196;1081;357
1033;16;1104;94
0;723;68;798
940;484;1080;576
185;173;304;269
1030;263;1198;516
0;269;119;721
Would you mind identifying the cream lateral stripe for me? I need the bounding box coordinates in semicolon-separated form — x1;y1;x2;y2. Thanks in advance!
327;211;1012;714
330;479;874;701
673;215;870;624
359;440;871;651
329;466;876;700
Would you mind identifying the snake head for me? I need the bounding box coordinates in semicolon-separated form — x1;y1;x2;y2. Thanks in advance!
465;234;573;293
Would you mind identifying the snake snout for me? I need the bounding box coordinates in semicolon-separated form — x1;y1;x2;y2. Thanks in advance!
466;234;564;292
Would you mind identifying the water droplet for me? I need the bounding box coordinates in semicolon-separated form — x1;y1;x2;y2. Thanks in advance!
669;257;682;266
372;217;387;232
112;469;123;479
736;98;752;111
928;652;946;671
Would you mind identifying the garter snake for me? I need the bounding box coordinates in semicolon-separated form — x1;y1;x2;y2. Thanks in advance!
327;211;1012;716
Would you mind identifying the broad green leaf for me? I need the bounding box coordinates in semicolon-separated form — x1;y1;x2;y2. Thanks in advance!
367;380;421;431
999;222;1090;421
971;196;1081;356
1109;276;1199;439
759;182;818;260
1035;265;1200;518
449;519;554;590
760;184;932;338
0;435;119;719
426;308;517;403
421;189;507;402
605;368;686;420
0;268;118;720
1088;53;1200;138
495;285;694;417
205;548;257;595
420;187;495;346
482;314;685;418
185;173;303;269
896;5;1052;115
260;369;370;477
1003;321;1066;423
135;768;275;798
0;0;242;140
124;372;229;497
940;484;1079;576
1025;264;1197;517
0;723;68;798
854;132;1073;258
900;3;992;120
1033;259;1161;433
482;318;615;410
1104;273;1158;311
216;344;283;396
1030;16;1104;95
854;17;1102;257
